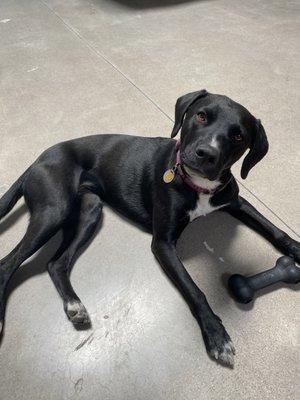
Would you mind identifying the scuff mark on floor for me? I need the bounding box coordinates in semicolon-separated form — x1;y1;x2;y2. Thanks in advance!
0;19;11;23
219;257;225;263
74;333;94;351
27;66;39;72
203;241;214;253
124;304;132;316
74;378;83;394
87;335;94;345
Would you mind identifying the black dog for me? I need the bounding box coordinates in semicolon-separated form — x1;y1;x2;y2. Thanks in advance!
0;90;299;366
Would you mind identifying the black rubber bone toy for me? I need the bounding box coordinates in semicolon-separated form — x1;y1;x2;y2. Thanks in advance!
228;256;300;304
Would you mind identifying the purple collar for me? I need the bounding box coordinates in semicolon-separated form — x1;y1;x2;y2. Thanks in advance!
174;140;219;195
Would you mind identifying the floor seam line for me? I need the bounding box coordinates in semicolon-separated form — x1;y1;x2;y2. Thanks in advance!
40;0;173;123
237;181;299;238
39;0;299;238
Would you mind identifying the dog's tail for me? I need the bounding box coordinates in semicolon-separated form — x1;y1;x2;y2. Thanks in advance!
0;169;30;221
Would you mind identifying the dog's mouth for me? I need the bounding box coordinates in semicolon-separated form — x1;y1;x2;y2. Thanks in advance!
181;156;220;181
182;163;206;178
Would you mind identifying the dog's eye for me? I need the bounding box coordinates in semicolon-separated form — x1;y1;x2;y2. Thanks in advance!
196;112;207;123
233;133;243;142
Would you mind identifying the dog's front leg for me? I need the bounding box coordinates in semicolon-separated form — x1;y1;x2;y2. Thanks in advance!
225;196;300;263
151;238;235;366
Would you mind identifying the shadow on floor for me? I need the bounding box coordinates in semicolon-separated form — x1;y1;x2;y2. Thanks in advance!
0;203;62;301
99;0;207;10
1;201;297;337
177;211;299;311
3;204;104;299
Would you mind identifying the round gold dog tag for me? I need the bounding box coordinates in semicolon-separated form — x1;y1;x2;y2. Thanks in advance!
163;169;175;183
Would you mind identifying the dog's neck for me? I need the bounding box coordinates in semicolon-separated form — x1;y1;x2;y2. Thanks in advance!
183;165;221;191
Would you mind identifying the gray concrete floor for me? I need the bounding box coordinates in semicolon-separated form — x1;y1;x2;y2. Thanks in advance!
0;0;299;399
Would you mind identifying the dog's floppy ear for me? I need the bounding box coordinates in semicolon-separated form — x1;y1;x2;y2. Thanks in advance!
241;119;269;179
171;89;208;137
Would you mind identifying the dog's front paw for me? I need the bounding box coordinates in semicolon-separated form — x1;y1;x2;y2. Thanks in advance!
200;315;235;367
65;301;91;325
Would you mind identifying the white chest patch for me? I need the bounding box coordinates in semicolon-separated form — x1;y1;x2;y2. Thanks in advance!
188;194;226;221
183;166;228;221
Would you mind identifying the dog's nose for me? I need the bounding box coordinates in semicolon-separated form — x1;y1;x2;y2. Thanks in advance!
196;146;219;164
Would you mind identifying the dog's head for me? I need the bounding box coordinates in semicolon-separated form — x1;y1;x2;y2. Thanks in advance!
171;90;268;180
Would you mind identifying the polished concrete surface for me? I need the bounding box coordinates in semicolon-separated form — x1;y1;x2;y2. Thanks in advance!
0;1;299;399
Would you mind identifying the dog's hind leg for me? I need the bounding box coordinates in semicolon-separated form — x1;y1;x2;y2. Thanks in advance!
0;205;69;333
47;191;103;326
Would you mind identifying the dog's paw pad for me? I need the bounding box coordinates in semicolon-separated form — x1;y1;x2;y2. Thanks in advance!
65;301;91;325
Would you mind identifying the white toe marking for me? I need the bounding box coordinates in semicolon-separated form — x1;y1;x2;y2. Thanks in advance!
220;351;234;366
220;340;235;366
210;340;235;366
67;301;84;313
226;340;235;353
